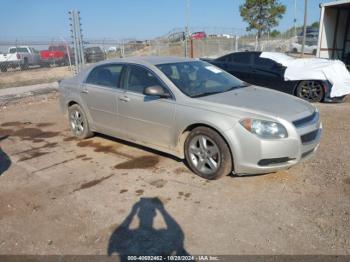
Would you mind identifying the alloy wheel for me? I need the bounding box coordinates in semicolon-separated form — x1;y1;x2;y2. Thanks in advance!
70;109;84;136
298;81;324;102
188;135;221;175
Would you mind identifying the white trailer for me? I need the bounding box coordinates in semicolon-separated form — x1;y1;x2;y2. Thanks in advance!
317;0;350;67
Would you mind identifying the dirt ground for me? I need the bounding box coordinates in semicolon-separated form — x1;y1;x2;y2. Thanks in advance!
0;93;349;255
0;66;73;89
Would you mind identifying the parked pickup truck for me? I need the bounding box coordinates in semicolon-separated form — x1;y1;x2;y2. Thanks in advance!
0;46;41;72
40;45;73;67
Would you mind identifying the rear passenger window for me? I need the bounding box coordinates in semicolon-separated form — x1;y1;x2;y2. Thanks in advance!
228;53;251;64
86;64;123;88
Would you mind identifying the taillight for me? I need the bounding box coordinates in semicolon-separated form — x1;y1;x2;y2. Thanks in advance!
16;53;20;59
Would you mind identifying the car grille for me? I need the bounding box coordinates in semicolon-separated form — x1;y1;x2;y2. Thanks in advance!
293;111;318;128
258;157;295;166
301;129;319;144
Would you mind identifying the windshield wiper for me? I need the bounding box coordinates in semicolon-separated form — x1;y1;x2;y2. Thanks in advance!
191;91;223;98
191;83;250;98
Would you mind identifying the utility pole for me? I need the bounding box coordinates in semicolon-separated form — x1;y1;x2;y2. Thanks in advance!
294;0;297;37
301;0;308;58
68;10;85;74
184;0;190;57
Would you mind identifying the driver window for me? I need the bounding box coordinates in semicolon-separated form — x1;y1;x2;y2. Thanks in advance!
126;65;163;94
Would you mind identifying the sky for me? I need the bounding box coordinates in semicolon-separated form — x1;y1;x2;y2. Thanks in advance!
0;0;330;40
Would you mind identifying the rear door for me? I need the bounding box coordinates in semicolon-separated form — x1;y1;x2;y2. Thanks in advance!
82;64;124;133
250;53;285;89
215;52;252;82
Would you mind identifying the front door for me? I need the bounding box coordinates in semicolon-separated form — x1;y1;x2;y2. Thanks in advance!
118;64;176;148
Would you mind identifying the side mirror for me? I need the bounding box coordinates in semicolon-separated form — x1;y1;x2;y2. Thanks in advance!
143;85;170;98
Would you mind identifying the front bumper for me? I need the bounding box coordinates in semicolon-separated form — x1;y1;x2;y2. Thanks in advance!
225;113;322;175
323;95;346;103
323;81;347;103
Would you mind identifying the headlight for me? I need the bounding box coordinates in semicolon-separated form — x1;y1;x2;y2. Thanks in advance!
239;118;288;139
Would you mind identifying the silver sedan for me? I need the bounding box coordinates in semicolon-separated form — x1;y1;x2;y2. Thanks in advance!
58;57;322;179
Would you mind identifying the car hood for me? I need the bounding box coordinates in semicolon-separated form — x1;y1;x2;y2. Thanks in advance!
195;86;315;121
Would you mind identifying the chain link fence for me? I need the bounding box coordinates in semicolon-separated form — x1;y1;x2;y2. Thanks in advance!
0;27;318;87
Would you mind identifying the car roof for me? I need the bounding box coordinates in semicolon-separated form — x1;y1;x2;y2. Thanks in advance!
101;56;196;66
217;51;261;58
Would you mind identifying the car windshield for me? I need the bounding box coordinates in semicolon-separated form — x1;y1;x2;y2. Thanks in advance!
9;47;28;53
157;61;245;98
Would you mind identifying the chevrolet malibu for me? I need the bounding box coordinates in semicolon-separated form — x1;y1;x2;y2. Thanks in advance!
58;57;322;179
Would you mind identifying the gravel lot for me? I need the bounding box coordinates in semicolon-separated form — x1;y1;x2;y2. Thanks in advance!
0;93;349;255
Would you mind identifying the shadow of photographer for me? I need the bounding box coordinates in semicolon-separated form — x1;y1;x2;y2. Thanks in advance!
108;197;190;259
0;137;11;175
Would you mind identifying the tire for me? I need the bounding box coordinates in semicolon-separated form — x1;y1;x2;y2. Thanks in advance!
292;48;298;53
0;66;7;72
296;80;324;103
184;127;232;180
312;49;317;56
20;58;29;70
68;104;93;139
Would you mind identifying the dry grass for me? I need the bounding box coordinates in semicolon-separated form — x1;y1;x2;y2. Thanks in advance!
0;66;73;88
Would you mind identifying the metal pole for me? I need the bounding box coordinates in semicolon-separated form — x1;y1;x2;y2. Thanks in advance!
184;0;190;57
61;37;72;71
73;12;82;72
235;35;238;52
301;0;308;58
75;11;85;68
69;11;79;75
294;0;297;37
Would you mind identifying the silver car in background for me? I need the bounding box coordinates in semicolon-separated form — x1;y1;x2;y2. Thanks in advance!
58;57;322;179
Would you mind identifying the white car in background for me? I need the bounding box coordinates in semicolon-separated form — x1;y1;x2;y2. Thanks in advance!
290;42;317;55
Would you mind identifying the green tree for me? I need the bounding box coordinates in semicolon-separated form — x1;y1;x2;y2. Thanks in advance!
270;29;281;38
311;21;319;28
240;0;286;47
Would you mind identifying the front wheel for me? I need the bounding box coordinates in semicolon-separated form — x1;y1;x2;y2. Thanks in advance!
185;127;232;180
296;80;324;103
68;104;93;139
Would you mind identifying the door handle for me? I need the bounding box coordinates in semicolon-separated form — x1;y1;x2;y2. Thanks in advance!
119;95;130;102
81;89;89;94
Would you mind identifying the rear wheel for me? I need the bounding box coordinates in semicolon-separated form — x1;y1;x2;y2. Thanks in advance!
185;127;232;180
20;58;29;70
0;66;7;72
296;80;324;103
68;104;93;139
